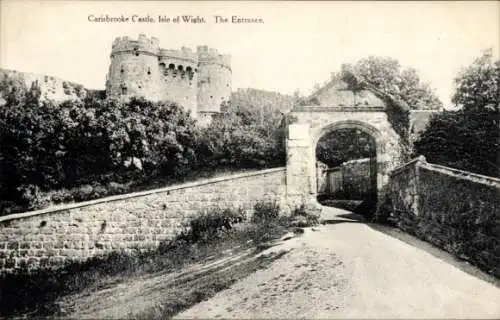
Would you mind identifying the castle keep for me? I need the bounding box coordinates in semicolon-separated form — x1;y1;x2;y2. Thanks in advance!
105;34;232;121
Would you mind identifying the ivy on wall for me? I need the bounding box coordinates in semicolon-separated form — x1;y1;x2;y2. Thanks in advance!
341;69;412;162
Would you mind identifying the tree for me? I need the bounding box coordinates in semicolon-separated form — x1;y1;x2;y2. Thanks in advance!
415;50;499;177
198;91;288;169
0;91;200;207
341;56;443;110
316;129;375;167
452;49;499;113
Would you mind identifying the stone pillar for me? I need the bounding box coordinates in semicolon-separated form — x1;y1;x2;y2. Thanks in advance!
286;124;315;211
413;155;427;216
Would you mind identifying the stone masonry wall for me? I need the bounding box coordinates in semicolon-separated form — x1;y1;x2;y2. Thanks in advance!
340;158;372;198
317;159;372;197
0;168;286;274
0;69;87;103
388;157;500;277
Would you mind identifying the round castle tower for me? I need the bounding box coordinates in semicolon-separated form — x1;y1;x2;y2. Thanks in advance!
106;34;162;102
105;34;231;122
197;46;232;122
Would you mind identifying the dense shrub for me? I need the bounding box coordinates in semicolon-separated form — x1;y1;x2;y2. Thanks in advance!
414;108;499;177
0;82;292;215
316;129;375;168
197;97;287;170
245;200;291;243
374;185;395;224
339;56;443;110
0;87;201;214
289;204;320;227
252;201;280;223
17;184;51;211
414;50;499;177
175;207;246;244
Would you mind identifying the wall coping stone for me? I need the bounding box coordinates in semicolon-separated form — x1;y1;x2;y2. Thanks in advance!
342;157;371;166
420;162;500;187
291;106;386;113
390;156;500;187
0;167;286;223
389;156;426;176
409;109;441;113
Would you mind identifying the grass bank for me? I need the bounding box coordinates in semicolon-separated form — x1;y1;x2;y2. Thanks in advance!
0;201;319;319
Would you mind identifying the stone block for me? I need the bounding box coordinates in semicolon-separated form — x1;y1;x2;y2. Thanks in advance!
288;124;310;140
287;139;311;147
18;258;28;269
39;257;49;267
46;249;60;256
27;258;39;268
48;256;64;267
7;242;19;250
5;258;16;269
133;234;146;241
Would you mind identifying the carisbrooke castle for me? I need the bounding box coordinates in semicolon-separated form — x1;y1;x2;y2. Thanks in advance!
0;34;231;124
106;34;232;122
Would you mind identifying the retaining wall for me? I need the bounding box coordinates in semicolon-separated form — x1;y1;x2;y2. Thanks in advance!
0;168;286;274
388;157;500;277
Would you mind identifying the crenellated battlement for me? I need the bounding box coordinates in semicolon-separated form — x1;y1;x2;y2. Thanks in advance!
111;34;160;56
197;46;231;70
106;34;232;124
159;47;198;64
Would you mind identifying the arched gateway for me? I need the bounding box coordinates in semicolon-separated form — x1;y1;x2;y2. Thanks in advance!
285;74;409;210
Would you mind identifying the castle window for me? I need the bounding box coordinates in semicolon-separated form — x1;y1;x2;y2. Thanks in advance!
178;65;184;71
121;87;127;95
134;47;139;56
168;64;175;70
210;95;213;99
120;66;124;74
147;67;151;75
159;62;166;68
186;66;193;80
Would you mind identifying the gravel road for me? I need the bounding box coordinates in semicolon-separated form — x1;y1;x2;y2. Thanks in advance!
175;207;500;319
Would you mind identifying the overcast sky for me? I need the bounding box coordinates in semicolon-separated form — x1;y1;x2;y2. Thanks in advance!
1;1;498;107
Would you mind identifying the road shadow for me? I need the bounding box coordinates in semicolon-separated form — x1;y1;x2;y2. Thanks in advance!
320;211;366;225
365;221;500;289
335;212;365;221
320;202;500;288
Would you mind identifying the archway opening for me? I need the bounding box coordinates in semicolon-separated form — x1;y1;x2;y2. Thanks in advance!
315;127;377;217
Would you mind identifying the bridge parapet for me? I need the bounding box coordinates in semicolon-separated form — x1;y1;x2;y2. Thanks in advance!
386;156;500;277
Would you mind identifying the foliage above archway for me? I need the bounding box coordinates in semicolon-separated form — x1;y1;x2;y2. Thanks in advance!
339;56;443;111
340;67;412;161
316;128;375;167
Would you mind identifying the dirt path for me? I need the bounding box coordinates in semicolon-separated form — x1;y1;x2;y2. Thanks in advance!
175;207;500;319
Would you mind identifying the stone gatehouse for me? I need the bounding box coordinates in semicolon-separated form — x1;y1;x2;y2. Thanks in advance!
285;74;408;208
